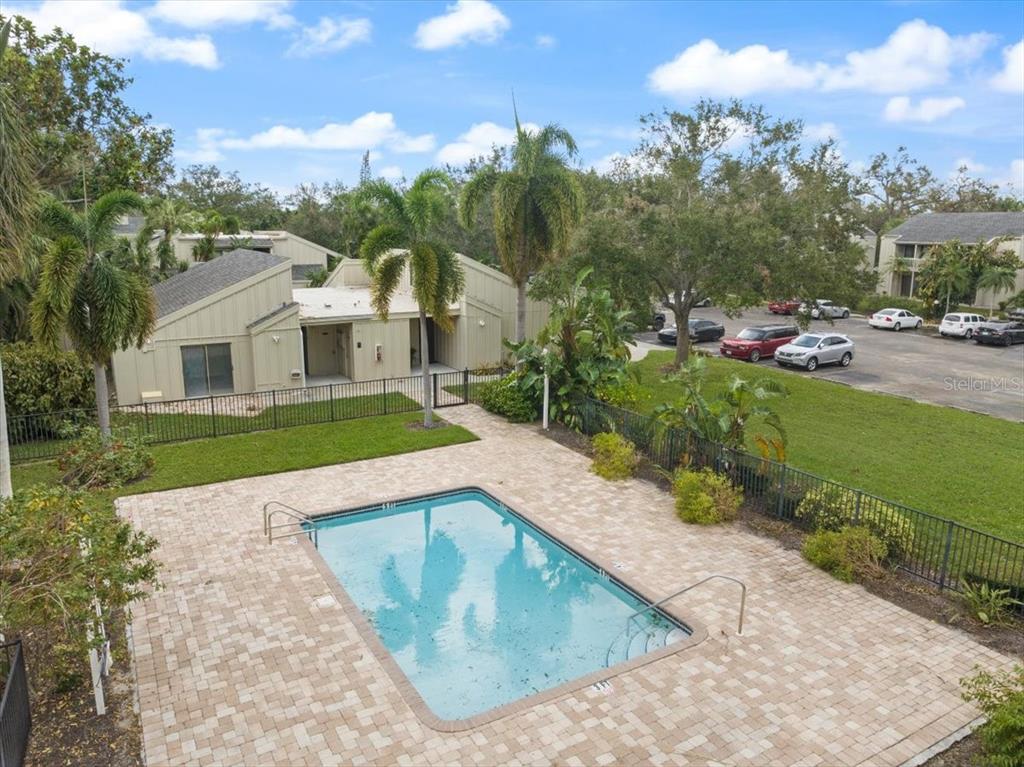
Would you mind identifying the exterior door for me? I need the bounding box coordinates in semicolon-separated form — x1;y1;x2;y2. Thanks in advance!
181;343;234;397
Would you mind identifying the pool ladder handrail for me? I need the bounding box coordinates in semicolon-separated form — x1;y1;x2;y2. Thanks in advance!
263;501;318;547
604;574;747;667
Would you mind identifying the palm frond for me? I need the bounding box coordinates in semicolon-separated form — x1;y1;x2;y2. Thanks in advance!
408;242;440;310
368;252;408;321
30;236;87;349
360;223;407;269
535;123;579;158
409;168;453;196
86;256;133;357
87;190;146;249
491;172;530;279
37;195;85;242
458;165;498;228
358;179;408;224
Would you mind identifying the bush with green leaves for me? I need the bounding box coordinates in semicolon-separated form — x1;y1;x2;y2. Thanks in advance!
795;485;913;560
595;380;644;410
591;432;639;481
855;295;927;316
802;526;887;582
673;468;742;525
58;425;155;489
961;665;1024;767
0;486;160;690
0;342;95;415
476;374;538;423
960;580;1022;626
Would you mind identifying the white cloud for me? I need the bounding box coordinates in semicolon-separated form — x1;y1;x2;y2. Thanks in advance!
990;40;1024;93
992;159;1024;194
414;0;510;51
883;95;966;123
8;0;219;68
803;122;842;142
649;39;821;97
950;157;989;176
150;0;295;30
436;121;538;165
218;112;435;154
176;128;227;163
822;20;992;92
648;20;992;98
535;34;556;49
286;17;372;58
379;166;404;181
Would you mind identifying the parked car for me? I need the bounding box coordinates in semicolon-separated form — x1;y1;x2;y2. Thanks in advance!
652;296;712;330
652;311;667;331
803;299;851;320
657;318;726;345
768;299;801;315
774;333;854;371
868;308;923;331
938;312;987;339
974;320;1024;346
719;324;799;362
1007;306;1024;321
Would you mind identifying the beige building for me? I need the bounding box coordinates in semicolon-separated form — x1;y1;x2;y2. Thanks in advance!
111;249;549;405
875;212;1024;304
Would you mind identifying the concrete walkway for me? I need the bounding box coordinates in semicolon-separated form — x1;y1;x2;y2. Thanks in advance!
119;406;1014;766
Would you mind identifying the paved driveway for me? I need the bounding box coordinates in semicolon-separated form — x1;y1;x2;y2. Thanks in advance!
639;307;1024;421
121;406;1015;766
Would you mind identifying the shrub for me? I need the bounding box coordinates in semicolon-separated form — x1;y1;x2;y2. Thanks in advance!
591;432;639;480
595;380;644;410
795;485;913;560
0;486;160;691
673;468;742;525
855;295;926;316
961;665;1024;767
802;526;887;582
0;342;95;443
960;580;1023;626
475;374;538;423
57;426;155;489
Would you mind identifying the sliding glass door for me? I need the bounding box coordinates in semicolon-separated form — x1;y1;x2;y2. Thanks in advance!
181;343;234;398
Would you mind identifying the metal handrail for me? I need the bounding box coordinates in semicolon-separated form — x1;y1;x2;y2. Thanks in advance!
629;574;747;636
263;501;318;546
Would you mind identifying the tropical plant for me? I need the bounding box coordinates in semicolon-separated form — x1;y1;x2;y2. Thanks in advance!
147;197;196;279
30;190;156;436
960;580;1022;626
591;432;640;481
58;424;154;489
672;467;742;524
305;267;330;288
0;18;38;498
802;526;887;582
917;238;1022;316
506;267;634;427
961;665;1024;767
977;265;1019;317
359;170;465;428
459;110;583;342
654;355;788;458
191;209;233;262
476;373;537;422
793;485;914;559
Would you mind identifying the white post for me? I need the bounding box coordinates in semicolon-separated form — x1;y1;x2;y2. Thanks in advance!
541;347;550;430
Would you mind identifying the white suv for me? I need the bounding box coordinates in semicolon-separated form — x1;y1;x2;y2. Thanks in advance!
939;312;986;339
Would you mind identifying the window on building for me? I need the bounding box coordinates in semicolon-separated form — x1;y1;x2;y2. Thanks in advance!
181;343;234;398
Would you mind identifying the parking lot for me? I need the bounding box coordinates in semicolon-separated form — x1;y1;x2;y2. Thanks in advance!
637;307;1024;422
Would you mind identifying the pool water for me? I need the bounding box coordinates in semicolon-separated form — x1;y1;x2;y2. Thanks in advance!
309;488;689;721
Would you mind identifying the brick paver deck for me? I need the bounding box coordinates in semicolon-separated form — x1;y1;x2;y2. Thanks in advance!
118;406;1014;766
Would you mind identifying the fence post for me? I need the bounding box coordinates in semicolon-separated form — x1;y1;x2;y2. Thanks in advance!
143;402;151;440
776;464;787;518
383;378;389;415
272;389;278;430
209;396;216;438
853;490;863;525
938;520;956;591
462;368;470;404
432;373;438;409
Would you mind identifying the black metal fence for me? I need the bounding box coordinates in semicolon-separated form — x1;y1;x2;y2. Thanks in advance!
577;397;1024;598
0;641;30;767
8;369;491;464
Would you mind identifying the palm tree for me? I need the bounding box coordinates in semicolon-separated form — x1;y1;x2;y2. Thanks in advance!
147;198;195;279
931;256;972;313
31;190;156;436
459;111;583;342
0;18;39;497
360;170;465;428
885;254;912;296
976;265;1019;317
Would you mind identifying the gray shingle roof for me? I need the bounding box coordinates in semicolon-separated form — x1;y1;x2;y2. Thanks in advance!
888;212;1024;243
153;249;288;320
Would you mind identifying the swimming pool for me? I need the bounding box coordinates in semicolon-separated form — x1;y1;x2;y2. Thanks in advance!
306;488;693;724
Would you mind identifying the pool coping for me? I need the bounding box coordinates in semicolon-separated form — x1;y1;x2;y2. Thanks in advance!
295;482;710;733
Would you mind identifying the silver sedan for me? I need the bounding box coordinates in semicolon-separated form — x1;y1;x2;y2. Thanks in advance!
774;333;855;371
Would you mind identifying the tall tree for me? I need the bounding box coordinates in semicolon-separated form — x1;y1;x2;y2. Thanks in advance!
0;18;38;497
0;14;174;198
360;170;465;428
856;147;937;268
460;112;583;342
976;265;1019;315
30;190;156;435
147;197;196;279
172;165;283;229
930;166;1024;213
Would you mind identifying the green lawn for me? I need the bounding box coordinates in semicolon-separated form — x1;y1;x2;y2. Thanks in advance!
12;411;477;498
631;351;1024;542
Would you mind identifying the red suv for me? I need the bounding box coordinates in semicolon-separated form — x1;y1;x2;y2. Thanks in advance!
720;324;800;362
768;299;801;315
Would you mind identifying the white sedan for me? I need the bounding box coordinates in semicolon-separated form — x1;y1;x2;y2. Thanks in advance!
868;308;923;331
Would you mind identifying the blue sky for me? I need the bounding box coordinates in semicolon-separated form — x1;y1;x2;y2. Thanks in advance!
10;0;1024;198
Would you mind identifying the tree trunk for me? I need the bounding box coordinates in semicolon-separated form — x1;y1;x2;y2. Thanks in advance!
672;298;692;368
93;360;111;437
0;353;12;499
418;308;433;428
515;280;527;343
